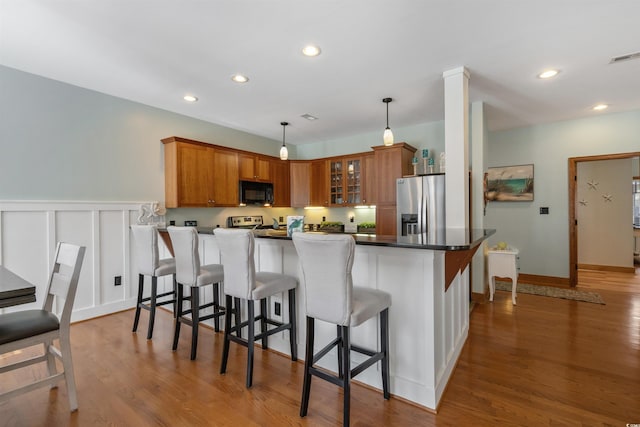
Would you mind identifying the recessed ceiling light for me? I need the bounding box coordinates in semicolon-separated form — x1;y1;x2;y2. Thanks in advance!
231;74;249;83
301;113;318;121
593;104;608;111
302;45;321;57
183;94;198;102
537;69;560;79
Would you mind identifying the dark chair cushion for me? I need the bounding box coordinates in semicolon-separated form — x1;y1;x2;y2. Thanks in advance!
0;310;60;345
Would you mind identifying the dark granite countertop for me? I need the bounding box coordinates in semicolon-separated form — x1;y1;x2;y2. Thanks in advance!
174;227;495;251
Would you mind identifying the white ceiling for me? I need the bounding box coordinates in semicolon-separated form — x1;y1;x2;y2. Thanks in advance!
1;0;639;145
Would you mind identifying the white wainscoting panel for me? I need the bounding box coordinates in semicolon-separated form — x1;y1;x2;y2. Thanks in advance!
0;201;154;321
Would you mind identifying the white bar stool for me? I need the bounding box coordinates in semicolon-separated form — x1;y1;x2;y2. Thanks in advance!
292;233;391;427
214;228;298;388
130;225;177;339
488;247;519;305
167;226;225;360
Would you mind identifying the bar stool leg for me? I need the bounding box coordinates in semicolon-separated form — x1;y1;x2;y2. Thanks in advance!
260;298;268;349
381;308;390;399
172;284;184;351
300;316;314;417
246;300;255;388
172;274;177;317
234;297;242;338
190;287;200;360
220;295;233;374
336;325;344;379
341;325;351;427
132;274;144;332
288;288;297;361
213;283;221;332
147;276;158;339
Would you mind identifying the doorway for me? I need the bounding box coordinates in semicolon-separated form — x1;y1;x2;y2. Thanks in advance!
568;151;640;287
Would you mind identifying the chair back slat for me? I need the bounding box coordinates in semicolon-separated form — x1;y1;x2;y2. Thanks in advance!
49;272;72;299
213;229;255;300
130;225;160;275
292;233;354;326
43;242;85;323
167;227;201;286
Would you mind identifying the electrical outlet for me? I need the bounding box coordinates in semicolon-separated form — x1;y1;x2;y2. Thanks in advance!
274;301;281;316
114;276;122;286
271;294;283;322
279;216;283;223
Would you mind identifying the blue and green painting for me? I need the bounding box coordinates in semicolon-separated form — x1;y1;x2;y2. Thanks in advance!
486;165;534;201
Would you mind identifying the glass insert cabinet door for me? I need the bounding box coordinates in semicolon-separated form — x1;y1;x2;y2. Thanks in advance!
330;158;361;205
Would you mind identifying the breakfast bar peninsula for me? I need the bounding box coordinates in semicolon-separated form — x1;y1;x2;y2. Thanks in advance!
160;227;493;412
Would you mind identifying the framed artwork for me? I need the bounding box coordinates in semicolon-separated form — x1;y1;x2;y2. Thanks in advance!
486;164;534;201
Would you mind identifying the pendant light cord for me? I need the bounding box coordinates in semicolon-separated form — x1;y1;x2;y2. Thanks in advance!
281;121;288;146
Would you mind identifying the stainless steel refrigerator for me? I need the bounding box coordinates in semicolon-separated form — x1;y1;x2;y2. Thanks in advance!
397;174;445;244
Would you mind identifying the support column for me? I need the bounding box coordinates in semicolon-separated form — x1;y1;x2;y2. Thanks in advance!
443;67;470;229
470;101;487;295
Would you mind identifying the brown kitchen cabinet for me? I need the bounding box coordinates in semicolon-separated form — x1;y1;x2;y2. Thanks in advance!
290;161;311;207
239;153;271;182
289;159;328;207
310;159;329;206
361;152;376;205
373;143;417;236
270;159;291;207
328;156;364;206
209;147;239;206
163;139;211;208
162;136;239;208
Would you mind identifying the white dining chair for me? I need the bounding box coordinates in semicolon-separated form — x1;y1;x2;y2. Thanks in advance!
0;242;86;411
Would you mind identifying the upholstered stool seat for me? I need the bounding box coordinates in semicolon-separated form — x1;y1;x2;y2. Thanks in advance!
292;233;391;427
214;228;298;388
167;226;225;360
130;225;177;340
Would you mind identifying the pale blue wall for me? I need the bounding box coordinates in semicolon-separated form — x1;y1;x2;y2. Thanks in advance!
0;65;288;201
297;121;445;161
3;65;639;278
486;110;640;278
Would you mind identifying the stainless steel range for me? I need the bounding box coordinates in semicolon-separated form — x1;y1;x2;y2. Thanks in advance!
226;215;264;229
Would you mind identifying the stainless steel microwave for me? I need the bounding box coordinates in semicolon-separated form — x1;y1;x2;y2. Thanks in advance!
239;181;274;206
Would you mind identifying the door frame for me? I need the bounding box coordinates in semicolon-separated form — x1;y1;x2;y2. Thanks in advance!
568;151;640;287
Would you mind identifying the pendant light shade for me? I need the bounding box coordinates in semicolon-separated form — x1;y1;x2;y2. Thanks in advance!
382;97;394;146
280;121;289;160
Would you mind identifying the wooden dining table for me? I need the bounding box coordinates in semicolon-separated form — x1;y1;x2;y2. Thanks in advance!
0;265;36;308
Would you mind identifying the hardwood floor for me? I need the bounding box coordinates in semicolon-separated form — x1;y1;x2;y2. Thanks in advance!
1;268;639;426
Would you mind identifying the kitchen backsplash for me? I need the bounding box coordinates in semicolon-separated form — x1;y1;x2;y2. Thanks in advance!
166;206;376;233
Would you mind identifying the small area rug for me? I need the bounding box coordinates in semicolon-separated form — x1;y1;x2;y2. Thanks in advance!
495;281;605;305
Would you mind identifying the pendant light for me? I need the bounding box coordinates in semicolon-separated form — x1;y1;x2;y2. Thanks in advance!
382;97;394;146
280;121;289;160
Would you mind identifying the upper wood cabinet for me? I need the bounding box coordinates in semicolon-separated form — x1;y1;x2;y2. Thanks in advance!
209;148;239;206
373;143;416;206
162;136;239;208
270;159;291;207
361;153;376;205
163;140;211;208
373;143;417;236
290;161;311;208
310;159;329;206
239;153;271;182
329;156;363;206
